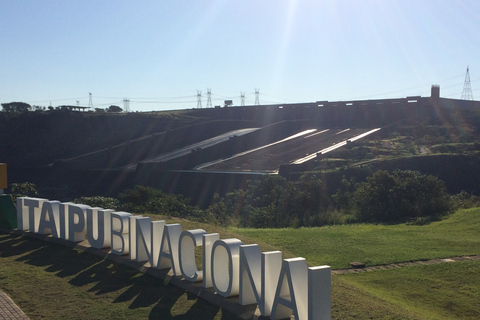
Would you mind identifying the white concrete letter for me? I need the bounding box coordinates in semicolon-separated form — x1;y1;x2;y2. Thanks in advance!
68;204;89;242
211;238;243;297
38;200;61;237
179;229;207;282
271;258;308;320
21;197;47;233
239;245;262;306
239;245;282;316
308;266;331;320
16;197;28;231
202;233;220;288
157;223;182;275
262;251;283;316
110;212;132;255
58;202;74;240
87;208;114;249
134;217;165;267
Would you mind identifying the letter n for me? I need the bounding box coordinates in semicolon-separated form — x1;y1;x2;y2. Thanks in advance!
157;223;182;275
239;245;282;317
135;217;165;267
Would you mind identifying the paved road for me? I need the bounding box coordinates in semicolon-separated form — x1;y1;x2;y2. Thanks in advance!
0;291;29;319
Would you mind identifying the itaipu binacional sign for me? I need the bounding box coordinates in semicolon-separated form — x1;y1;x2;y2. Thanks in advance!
16;197;331;320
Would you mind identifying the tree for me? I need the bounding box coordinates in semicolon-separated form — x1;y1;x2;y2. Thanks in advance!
1;102;31;113
9;182;38;203
117;185;196;218
331;176;357;214
242;175;294;228
292;174;330;226
353;170;452;223
107;105;123;113
73;196;120;210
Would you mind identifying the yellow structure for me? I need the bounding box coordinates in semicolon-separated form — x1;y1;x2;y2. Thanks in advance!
0;163;6;189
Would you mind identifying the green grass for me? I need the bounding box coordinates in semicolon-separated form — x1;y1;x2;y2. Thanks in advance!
1;209;479;319
0;233;241;320
342;261;480;320
231;208;480;269
0;231;429;320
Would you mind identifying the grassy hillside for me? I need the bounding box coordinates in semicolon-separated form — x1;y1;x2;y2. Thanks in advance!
232;208;480;269
1;208;479;319
341;261;480;320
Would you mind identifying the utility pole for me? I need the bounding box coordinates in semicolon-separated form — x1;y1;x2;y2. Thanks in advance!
123;98;130;112
206;88;212;108
254;88;260;105
88;93;93;109
461;66;474;100
196;90;202;109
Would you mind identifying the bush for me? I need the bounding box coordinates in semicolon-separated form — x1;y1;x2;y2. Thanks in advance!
451;190;480;209
73;196;120;210
117;185;202;219
9;182;38;203
206;174;332;228
117;185;165;213
353;170;453;223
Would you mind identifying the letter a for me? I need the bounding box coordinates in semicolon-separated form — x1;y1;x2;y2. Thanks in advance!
270;258;308;320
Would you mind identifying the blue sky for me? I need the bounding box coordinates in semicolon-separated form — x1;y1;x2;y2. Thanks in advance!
1;0;479;111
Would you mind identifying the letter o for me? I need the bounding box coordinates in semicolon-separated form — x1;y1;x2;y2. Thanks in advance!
211;238;243;297
179;229;207;282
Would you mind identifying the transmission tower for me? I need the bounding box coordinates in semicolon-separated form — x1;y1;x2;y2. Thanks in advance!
88;93;93;109
206;88;212;108
240;91;245;106
461;66;474;100
123;98;130;112
254;88;260;105
196;90;202;109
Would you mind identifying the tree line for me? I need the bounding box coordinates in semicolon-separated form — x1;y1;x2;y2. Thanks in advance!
9;167;471;229
1;102;123;113
55;169;459;228
8;170;472;228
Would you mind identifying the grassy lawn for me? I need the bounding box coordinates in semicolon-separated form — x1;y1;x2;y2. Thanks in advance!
0;231;428;320
1;208;479;319
342;261;480;320
231;208;480;269
0;233;241;320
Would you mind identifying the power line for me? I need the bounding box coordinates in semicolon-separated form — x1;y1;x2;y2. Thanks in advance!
461;66;474;100
88;93;93;109
123;98;130;112
196;90;202;109
206;88;212;108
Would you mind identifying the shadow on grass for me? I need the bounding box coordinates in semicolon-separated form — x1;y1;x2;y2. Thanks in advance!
0;233;241;320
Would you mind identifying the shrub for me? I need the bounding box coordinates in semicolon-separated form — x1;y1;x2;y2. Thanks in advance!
9;182;38;203
117;185;203;219
73;196;120;210
451;190;480;209
353;170;453;223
